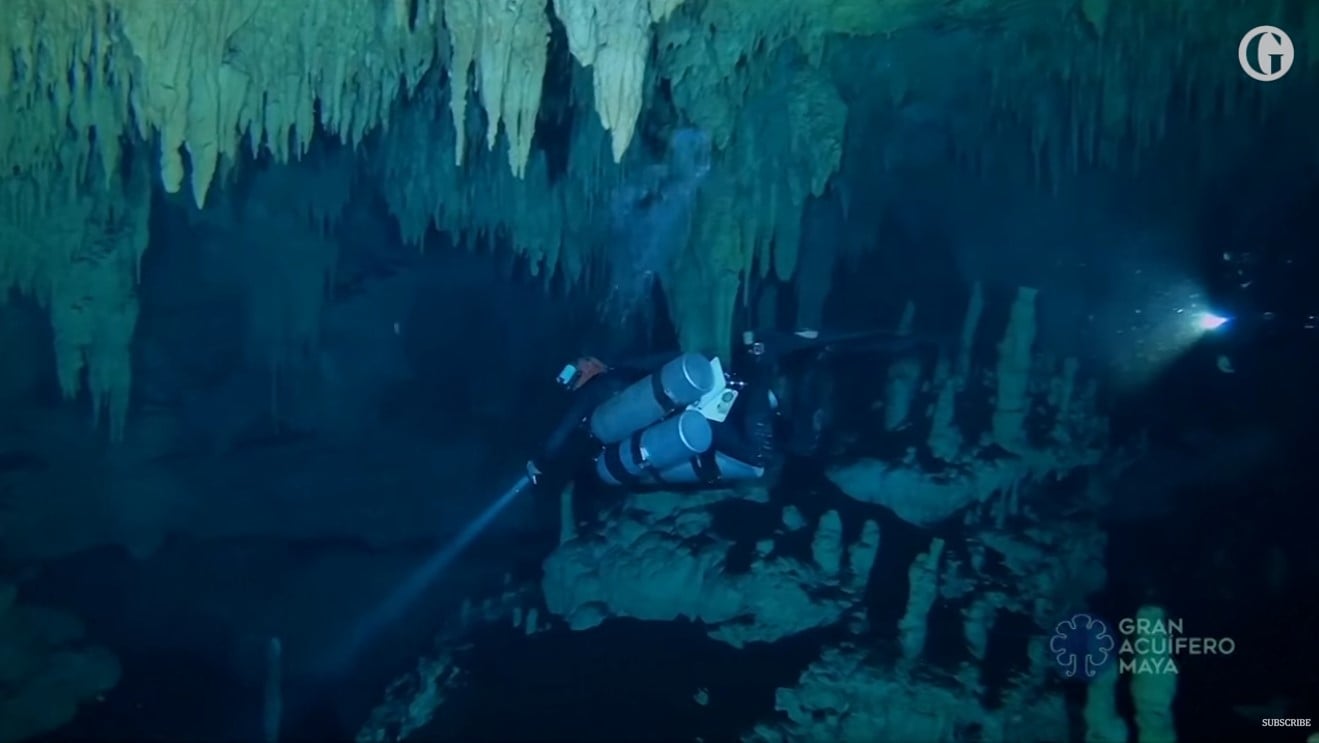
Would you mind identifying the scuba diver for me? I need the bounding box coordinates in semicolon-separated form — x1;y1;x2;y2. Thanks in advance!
525;327;936;495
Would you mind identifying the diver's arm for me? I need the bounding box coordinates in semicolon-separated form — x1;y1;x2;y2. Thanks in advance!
529;372;634;486
530;382;605;482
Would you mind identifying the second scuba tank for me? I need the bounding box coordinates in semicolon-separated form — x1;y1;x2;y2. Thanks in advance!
589;353;716;444
596;410;713;486
653;451;766;484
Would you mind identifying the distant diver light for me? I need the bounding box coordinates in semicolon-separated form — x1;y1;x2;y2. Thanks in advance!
1196;311;1230;332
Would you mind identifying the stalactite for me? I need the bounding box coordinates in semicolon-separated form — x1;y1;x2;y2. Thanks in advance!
3;0;1312;439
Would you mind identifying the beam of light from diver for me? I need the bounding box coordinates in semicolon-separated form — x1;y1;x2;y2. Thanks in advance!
324;474;533;674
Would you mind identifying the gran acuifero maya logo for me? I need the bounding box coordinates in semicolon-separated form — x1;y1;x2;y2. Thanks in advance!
1049;612;1236;680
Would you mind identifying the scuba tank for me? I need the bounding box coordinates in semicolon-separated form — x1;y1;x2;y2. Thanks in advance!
652;451;765;484
589;353;716;444
596;409;714;486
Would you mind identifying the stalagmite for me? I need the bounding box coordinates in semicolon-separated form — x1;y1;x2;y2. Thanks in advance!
926;358;961;461
1085;663;1130;743
957;281;984;384
1131;605;1179;742
884;357;921;432
962;594;1000;661
898;537;944;662
1050;356;1083;443
782;506;807;532
883;300;920;431
993;287;1038;453
846;520;880;591
811;510;843;577
896;300;916;335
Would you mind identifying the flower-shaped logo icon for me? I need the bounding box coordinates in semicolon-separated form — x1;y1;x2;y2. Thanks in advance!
1049;613;1115;680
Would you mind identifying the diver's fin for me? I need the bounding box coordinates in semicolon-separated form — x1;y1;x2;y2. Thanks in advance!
816;328;941;356
757;327;940;359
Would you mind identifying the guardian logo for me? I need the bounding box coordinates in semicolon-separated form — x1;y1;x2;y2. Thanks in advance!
1239;26;1295;82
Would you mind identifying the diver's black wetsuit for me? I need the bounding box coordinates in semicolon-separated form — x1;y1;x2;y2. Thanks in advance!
531;327;936;493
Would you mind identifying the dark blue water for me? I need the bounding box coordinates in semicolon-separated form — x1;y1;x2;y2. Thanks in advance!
421;620;829;742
